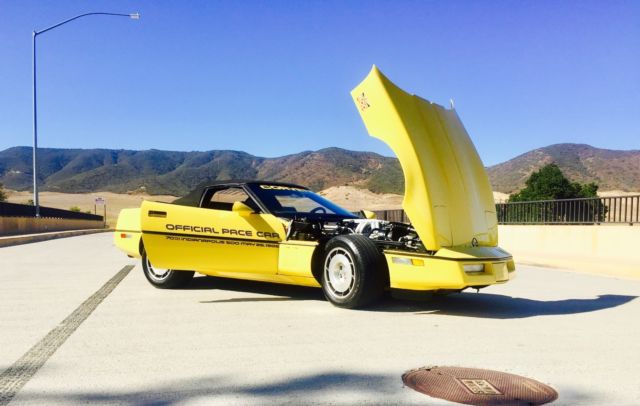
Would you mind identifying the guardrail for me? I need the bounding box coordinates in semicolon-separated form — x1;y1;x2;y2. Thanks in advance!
373;195;640;225
0;201;103;221
497;195;639;225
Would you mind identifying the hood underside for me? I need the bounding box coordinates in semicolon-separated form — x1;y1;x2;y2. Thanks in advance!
351;66;498;251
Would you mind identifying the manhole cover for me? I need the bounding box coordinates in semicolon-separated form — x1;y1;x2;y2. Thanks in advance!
402;366;558;405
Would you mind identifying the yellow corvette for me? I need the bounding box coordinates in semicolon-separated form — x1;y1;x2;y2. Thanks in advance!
114;67;515;308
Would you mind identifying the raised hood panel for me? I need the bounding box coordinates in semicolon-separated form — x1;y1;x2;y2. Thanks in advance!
351;66;497;251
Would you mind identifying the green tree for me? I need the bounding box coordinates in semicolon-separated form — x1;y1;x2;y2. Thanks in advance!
509;163;598;201
0;182;6;202
69;206;81;212
504;163;605;223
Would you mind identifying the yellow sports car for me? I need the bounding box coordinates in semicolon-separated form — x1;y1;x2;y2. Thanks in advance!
114;67;515;308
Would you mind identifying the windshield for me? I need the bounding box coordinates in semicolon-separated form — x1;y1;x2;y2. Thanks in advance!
248;184;357;220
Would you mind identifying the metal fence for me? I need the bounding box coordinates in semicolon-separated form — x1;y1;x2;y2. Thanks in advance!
0;201;103;221
374;195;640;225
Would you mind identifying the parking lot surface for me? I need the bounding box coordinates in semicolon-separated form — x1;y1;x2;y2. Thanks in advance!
1;233;639;405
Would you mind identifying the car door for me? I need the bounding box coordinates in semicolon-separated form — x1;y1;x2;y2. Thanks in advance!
141;186;285;274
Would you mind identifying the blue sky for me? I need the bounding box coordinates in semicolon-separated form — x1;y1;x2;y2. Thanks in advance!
0;1;638;166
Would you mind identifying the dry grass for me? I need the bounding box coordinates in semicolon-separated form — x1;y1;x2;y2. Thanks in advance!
7;188;634;227
318;186;403;211
5;190;177;227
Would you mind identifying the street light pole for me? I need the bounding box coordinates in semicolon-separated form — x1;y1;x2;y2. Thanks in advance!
32;12;139;217
32;31;39;215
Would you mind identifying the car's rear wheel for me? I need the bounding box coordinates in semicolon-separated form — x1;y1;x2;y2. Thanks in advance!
321;234;387;309
142;251;194;289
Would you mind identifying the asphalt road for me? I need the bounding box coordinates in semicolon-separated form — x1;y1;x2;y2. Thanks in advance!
0;233;638;405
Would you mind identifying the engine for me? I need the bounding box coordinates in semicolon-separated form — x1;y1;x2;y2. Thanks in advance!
286;218;424;252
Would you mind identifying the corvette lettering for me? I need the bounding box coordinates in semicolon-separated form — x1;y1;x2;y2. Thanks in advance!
165;224;279;240
259;185;304;191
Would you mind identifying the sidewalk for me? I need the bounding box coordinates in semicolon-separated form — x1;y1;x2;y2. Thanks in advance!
0;229;111;248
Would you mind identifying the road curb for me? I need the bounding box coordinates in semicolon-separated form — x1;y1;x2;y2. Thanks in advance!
0;229;111;248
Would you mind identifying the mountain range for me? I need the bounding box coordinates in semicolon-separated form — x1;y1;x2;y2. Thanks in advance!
0;143;638;195
486;143;640;193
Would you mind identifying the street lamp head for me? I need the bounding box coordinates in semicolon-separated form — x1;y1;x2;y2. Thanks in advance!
130;12;140;20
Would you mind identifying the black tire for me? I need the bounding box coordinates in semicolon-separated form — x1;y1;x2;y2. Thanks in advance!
142;251;194;289
321;234;387;309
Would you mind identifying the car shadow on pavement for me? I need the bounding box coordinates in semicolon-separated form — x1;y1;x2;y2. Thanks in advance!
189;275;325;303
186;276;636;318
371;292;637;319
11;371;406;405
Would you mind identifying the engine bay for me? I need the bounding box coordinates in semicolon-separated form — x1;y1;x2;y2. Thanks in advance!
285;218;426;253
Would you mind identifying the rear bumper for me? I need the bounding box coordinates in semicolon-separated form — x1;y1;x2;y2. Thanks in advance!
383;250;515;291
114;230;142;258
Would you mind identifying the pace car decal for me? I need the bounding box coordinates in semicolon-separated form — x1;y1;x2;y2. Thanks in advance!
165;224;280;240
164;234;278;248
142;229;279;248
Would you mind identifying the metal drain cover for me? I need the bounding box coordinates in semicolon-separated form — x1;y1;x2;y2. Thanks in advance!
402;366;558;405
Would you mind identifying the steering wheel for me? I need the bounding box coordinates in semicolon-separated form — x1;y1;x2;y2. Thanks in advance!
310;207;327;214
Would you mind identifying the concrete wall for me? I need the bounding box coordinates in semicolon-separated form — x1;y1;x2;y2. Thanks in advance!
499;225;640;279
0;217;105;236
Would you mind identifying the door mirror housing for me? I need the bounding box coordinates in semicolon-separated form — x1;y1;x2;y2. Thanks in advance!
232;201;254;216
360;210;377;219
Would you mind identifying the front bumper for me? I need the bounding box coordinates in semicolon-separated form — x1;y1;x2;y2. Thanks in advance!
383;250;515;291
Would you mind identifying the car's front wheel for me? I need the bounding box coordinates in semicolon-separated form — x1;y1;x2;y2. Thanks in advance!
321;234;387;309
142;251;194;289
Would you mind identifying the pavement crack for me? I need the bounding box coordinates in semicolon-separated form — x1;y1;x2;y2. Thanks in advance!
0;264;134;406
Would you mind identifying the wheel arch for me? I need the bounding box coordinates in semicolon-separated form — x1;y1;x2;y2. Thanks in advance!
317;235;390;289
310;242;326;284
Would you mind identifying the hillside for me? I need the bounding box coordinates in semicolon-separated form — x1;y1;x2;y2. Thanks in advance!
487;144;640;193
0;147;404;195
1;143;638;196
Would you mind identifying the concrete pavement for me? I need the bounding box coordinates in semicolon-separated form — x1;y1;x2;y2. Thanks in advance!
1;233;639;405
0;229;109;248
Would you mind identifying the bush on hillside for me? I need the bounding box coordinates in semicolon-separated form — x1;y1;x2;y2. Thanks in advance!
509;163;598;201
506;163;606;222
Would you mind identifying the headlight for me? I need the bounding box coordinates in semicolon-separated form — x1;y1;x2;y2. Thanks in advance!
463;264;485;274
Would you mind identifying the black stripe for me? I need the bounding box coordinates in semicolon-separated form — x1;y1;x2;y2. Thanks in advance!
0;265;134;405
142;230;280;245
428;255;513;262
383;250;512;262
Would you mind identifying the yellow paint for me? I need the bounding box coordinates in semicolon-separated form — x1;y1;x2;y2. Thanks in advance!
361;210;377;219
278;241;317;278
113;208;142;258
140;201;285;274
351;66;498;251
384;251;514;290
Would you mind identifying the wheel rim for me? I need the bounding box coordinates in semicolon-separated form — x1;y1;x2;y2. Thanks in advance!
145;257;171;282
324;248;355;297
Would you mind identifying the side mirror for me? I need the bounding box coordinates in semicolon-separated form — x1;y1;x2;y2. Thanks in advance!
360;210;377;220
232;201;254;216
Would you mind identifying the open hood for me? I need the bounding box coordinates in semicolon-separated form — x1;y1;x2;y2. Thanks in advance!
351;66;498;251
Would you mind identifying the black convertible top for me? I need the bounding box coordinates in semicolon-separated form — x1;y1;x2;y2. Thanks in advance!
172;180;308;207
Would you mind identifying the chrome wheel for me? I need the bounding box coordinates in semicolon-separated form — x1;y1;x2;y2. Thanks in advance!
145;257;171;282
324;247;355;297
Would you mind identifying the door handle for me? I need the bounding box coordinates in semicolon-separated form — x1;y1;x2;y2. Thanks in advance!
148;210;167;218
